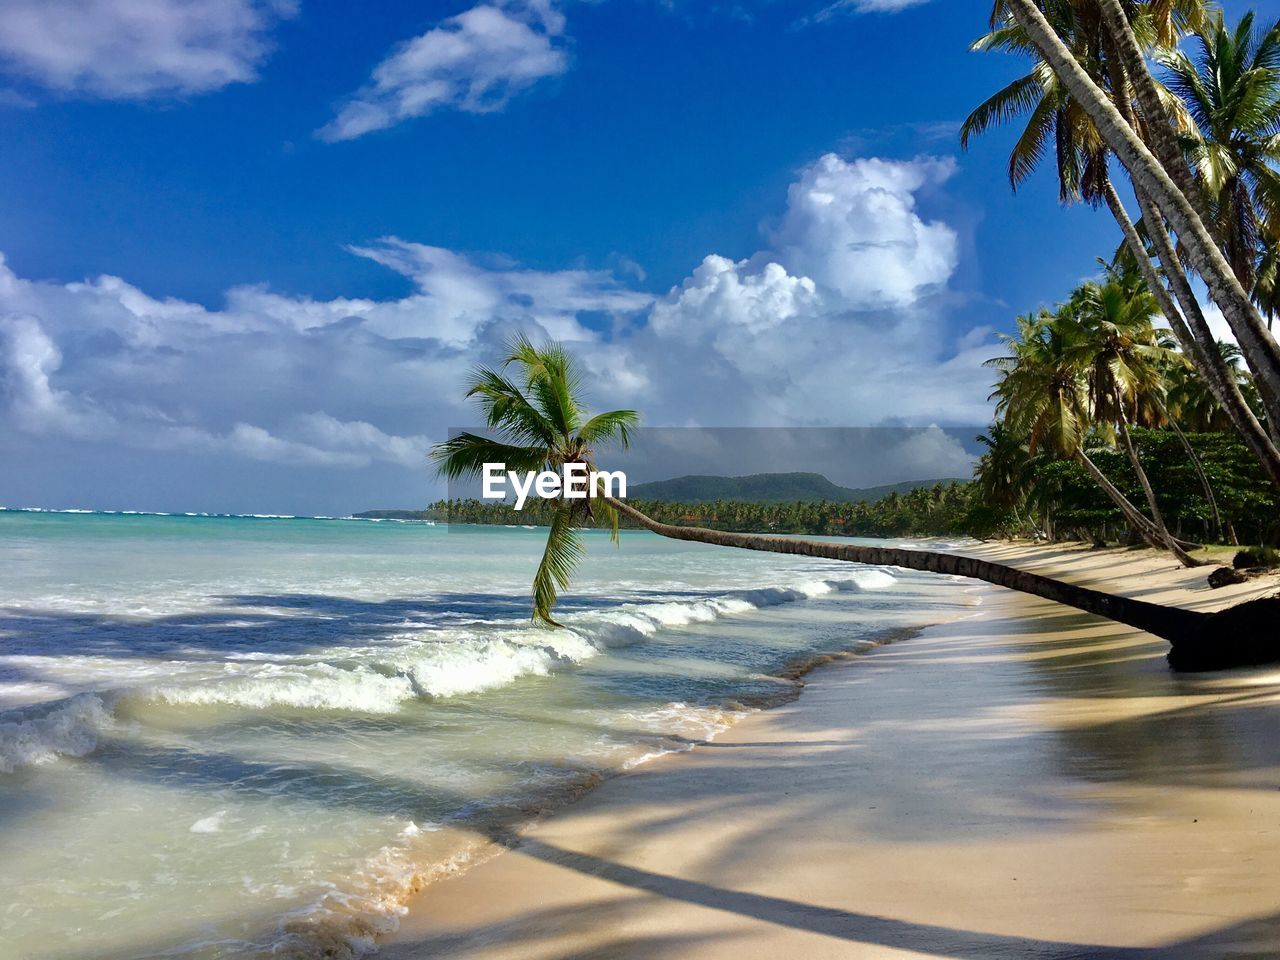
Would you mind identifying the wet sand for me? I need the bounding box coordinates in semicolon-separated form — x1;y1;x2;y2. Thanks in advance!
379;543;1280;959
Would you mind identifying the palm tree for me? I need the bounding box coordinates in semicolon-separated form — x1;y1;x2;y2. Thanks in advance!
965;1;1280;490
1065;269;1200;564
961;3;1110;205
986;309;1182;554
1000;0;1280;431
1160;11;1280;291
974;421;1041;536
430;335;636;625
432;337;1277;671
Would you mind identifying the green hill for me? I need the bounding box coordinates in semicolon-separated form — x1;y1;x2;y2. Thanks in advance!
625;472;964;504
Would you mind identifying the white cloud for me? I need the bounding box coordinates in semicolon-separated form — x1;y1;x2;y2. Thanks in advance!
769;154;957;309
0;151;995;507
626;153;985;426
0;242;644;473
0;0;295;100
0;315;108;436
318;2;567;142
809;0;931;20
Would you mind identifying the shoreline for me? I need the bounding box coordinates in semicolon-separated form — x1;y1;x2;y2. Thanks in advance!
292;613;967;957
376;542;1280;959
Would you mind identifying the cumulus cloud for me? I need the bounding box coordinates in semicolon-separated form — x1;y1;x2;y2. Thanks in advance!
318;2;567;142
0;0;295;100
630;154;983;427
0;240;646;476
0;152;996;508
770;154;957;309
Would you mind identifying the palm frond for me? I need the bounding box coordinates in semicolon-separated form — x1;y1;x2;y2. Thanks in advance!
578;409;639;448
430;433;548;481
465;367;557;446
531;507;585;626
960;73;1043;149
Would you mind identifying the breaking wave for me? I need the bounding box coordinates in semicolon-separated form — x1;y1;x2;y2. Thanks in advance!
0;694;114;775
1;568;898;771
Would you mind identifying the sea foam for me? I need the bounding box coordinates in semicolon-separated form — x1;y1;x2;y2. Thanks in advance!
146;569;897;714
0;694;113;774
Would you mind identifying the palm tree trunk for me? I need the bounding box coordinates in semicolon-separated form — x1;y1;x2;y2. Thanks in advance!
1005;0;1280;424
1161;407;1223;542
1113;413;1200;567
1126;185;1280;487
1073;447;1167;550
1101;180;1280;488
602;496;1276;671
1095;0;1209;223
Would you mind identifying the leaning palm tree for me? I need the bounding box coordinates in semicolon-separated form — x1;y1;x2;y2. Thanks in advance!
431;335;636;626
986;308;1182;555
966;1;1280;490
432;337;1278;671
1065;270;1200;564
999;0;1280;431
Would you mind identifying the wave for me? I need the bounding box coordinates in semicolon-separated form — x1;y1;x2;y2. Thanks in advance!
0;694;113;775
3;567;900;764
151;663;419;715
147;570;897;714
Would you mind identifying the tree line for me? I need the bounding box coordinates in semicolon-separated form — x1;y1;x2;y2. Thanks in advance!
428;422;1274;545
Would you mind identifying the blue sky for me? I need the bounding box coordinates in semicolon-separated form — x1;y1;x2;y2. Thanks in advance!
0;0;1250;514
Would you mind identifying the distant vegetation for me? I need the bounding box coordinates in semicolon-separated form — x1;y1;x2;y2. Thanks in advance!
626;473;964;504
384;434;1277;544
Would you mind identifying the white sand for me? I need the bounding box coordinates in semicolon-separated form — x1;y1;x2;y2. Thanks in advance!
379;543;1280;959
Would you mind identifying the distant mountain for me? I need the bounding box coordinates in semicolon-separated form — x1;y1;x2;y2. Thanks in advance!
625;472;964;504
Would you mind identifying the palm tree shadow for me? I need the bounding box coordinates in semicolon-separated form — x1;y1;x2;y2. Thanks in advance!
386;830;1280;960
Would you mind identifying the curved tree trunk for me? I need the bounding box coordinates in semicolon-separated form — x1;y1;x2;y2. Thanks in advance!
1114;414;1200;567
1160;404;1223;542
1131;186;1280;487
1005;0;1280;424
602;497;1277;671
1095;0;1209;222
1074;447;1184;551
1102;175;1280;490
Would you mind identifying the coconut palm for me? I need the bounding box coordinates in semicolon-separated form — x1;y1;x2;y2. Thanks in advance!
974;421;1041;536
1063;271;1200;565
965;2;1280;490
1000;0;1280;430
986;309;1178;553
961;3;1111;205
1160;11;1280;292
433;337;1277;670
430;335;636;625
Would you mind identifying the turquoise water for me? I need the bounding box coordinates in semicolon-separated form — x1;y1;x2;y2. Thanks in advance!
0;510;976;959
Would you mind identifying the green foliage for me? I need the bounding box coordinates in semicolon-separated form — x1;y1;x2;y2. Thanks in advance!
1233;545;1280;569
429;336;637;624
430;481;979;539
626;473;960;504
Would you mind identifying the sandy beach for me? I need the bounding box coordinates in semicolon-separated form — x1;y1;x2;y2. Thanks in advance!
380;542;1280;960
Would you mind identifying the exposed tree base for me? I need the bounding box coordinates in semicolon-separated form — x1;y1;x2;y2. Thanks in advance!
1166;597;1280;671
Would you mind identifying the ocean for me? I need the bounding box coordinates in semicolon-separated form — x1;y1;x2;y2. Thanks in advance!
0;510;978;959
